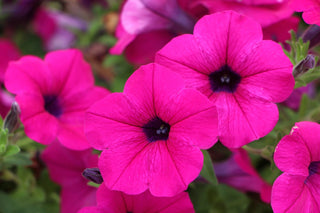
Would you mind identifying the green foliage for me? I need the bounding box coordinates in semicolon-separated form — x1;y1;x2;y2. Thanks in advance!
200;150;218;185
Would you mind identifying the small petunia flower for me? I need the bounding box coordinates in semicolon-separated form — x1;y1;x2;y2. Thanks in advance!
214;148;272;203
5;49;109;150
78;184;195;213
271;121;320;213
156;11;295;148
291;0;320;26
85;63;218;196
41;141;98;213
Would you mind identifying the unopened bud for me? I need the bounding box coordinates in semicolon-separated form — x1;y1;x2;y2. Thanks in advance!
293;55;316;78
82;168;103;184
3;102;20;133
302;25;320;49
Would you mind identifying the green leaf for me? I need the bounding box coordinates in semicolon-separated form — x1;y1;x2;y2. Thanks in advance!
0;144;6;154
87;181;101;188
3;152;32;168
0;128;8;146
3;145;20;157
200;150;218;185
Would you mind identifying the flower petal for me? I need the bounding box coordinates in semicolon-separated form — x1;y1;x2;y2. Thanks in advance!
215;86;278;148
44;49;94;98
272;173;319;213
85;93;147;150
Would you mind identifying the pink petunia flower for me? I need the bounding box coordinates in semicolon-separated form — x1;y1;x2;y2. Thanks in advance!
110;0;195;65
291;0;320;26
180;0;294;28
41;141;98;213
112;0;297;65
0;39;20;118
85;63;218;196
4;49;109;150
272;121;320;212
156;11;295;148
78;184;195;213
214;148;272;203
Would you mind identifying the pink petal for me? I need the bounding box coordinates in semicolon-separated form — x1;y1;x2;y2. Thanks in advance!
194;11;262;67
271;173;319;213
85;93;147;150
121;0;171;34
5;56;51;95
44;49;94;99
41;142;98;213
168;89;218;149
129;188;194;212
262;16;300;42
215;86;279;148
291;122;320;162
16;94;58;144
235;40;294;103
0;39;20;82
99;136;153;195
274;134;310;176
123;63;186;117
156;34;215;97
78;206;100;213
57;122;90;150
124;30;175;65
196;0;294;27
149;139;203;196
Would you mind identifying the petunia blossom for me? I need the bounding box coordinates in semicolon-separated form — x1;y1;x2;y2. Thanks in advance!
110;0;195;65
291;0;320;26
112;0;297;65
272;121;320;212
156;11;295;148
85;63;218;196
214;148;272;203
78;184;195;213
179;0;294;28
41;141;98;213
5;49;109;150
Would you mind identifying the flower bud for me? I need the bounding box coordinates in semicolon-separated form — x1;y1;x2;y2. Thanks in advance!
302;25;320;49
293;54;316;78
3;102;21;133
82;168;103;184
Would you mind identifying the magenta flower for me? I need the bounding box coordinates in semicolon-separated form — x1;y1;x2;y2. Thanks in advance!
180;0;294;28
85;63;218;196
41;141;98;213
272;121;320;212
156;11;295;148
291;0;320;26
78;184;194;213
214;149;272;203
4;49;109;150
110;0;195;64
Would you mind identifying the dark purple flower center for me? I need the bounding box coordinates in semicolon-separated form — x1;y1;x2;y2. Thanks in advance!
43;95;62;118
308;161;320;176
209;65;241;93
143;117;170;142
